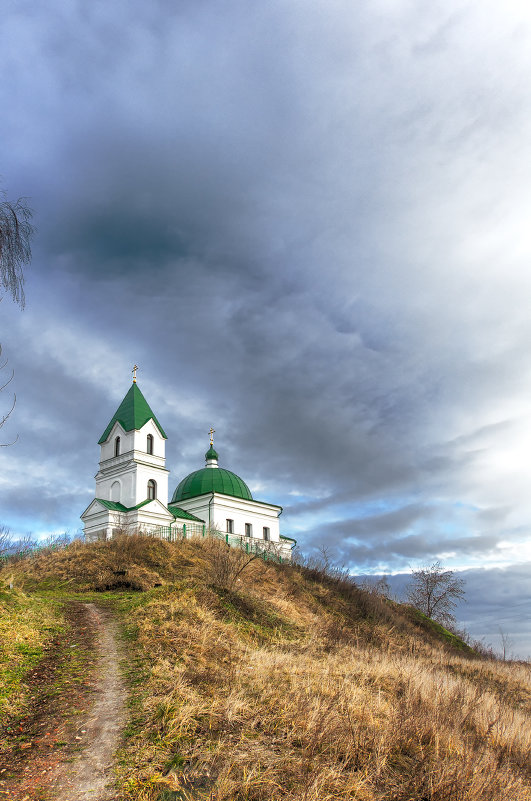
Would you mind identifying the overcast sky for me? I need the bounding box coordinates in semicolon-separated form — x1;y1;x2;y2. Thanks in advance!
1;0;531;656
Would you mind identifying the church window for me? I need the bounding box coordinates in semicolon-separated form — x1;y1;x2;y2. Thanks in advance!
226;519;234;534
110;481;120;502
245;523;252;537
263;527;270;541
147;479;157;500
114;436;121;457
147;434;153;454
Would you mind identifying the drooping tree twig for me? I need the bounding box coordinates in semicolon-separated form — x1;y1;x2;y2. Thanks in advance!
0;194;34;309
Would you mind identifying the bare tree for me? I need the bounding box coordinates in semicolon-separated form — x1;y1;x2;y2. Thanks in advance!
498;626;513;662
360;574;391;599
0;188;34;444
406;561;465;626
0;192;33;309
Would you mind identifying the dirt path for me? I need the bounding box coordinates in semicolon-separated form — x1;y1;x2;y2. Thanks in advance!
49;604;126;800
0;602;126;801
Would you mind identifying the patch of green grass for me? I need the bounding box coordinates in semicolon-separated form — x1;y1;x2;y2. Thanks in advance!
213;587;300;643
409;609;476;653
0;589;65;721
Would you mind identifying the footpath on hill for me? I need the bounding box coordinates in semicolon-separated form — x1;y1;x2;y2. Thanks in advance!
0;601;126;801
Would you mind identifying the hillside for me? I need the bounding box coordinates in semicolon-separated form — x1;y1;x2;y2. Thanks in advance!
1;536;530;801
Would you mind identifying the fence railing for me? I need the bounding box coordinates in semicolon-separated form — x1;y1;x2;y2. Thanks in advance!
149;523;292;563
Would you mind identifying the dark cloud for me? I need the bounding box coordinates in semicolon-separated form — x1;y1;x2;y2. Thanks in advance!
1;1;531;651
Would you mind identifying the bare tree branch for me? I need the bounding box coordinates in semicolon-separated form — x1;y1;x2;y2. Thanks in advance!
0;187;34;445
0;193;34;309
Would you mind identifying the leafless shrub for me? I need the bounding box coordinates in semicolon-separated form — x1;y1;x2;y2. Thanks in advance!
202;535;262;590
0;526;37;564
359;574;391;598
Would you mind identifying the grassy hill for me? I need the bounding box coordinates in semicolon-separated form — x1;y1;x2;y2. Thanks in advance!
1;536;530;800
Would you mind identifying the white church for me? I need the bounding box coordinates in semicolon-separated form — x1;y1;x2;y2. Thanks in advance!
81;373;295;561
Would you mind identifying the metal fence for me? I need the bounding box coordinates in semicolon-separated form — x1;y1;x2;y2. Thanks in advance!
149;523;292;563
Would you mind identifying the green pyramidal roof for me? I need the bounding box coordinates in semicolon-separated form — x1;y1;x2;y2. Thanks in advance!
98;382;167;444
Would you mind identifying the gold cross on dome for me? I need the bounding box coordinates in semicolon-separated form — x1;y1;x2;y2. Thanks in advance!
209;427;215;446
132;364;139;383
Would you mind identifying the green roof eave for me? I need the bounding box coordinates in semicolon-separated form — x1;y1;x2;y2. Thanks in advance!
280;534;297;548
168;504;205;522
95;499;128;512
98;382;167;444
95;498;156;512
172;488;282;510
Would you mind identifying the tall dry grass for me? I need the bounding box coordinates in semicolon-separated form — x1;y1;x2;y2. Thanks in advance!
103;538;531;801
6;534;209;591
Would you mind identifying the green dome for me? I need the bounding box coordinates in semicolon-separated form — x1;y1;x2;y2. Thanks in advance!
171;467;253;503
205;445;219;461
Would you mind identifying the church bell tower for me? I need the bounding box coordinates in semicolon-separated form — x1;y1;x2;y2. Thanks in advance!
95;368;170;507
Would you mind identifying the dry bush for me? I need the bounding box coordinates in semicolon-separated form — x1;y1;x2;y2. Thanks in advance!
200;537;262;590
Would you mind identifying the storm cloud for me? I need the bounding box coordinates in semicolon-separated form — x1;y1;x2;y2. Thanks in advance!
1;1;531;653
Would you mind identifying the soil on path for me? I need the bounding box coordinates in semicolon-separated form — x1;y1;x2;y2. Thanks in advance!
0;602;126;801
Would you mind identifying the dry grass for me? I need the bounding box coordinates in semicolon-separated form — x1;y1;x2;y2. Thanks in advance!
4;537;531;799
107;539;531;801
7;534;208;591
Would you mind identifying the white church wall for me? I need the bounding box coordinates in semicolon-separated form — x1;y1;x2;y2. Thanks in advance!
100;423;135;461
131;500;173;530
95;461;169;507
131;419;166;458
133;460;170;507
95;461;137;506
82;502;115;541
176;493;281;541
212;498;280;541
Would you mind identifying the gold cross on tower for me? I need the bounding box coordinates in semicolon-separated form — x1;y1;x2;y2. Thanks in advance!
132;364;139;383
209;427;215;446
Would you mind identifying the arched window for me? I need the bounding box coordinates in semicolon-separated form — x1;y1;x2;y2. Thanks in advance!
147;434;153;455
110;481;120;502
114;436;121;457
147;479;157;500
